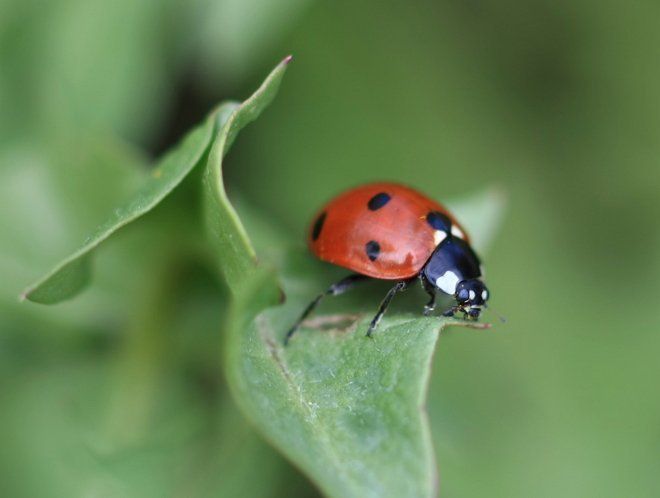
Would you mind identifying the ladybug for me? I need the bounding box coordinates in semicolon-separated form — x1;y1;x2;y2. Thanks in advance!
285;182;490;344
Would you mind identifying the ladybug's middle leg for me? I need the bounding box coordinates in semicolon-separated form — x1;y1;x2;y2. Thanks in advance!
285;273;369;345
419;274;437;316
366;280;410;337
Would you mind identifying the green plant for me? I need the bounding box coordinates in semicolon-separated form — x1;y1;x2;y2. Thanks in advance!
17;58;503;498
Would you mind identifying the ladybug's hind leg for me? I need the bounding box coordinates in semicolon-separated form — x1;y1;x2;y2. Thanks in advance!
284;274;368;345
366;280;410;338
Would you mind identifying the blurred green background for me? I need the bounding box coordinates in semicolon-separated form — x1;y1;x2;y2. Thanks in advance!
2;0;659;497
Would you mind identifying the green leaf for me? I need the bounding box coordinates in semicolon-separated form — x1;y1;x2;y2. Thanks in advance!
211;182;502;498
194;55;504;494
0;137;196;334
15;50;503;497
224;264;493;498
21;54;292;305
21;108;218;304
202;55;292;291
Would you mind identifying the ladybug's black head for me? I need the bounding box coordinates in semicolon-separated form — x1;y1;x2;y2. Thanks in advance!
455;279;489;318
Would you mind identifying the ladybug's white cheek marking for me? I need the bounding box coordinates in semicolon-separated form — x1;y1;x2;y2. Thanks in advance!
435;271;459;294
451;225;465;239
469;290;476;300
434;230;447;246
482;290;488;300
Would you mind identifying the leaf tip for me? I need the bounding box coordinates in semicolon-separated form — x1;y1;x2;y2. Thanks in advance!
17;285;46;304
18;282;39;303
282;54;294;65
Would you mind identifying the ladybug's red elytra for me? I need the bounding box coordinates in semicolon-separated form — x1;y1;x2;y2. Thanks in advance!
285;182;490;344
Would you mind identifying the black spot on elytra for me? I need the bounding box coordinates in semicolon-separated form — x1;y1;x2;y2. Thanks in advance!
426;211;452;232
365;240;380;261
367;192;391;211
312;212;327;241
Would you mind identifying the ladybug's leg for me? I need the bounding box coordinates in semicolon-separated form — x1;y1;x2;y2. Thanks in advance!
366;280;410;338
441;306;459;317
419;275;437;316
285;274;368;345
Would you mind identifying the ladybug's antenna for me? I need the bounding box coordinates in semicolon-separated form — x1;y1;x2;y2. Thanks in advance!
484;303;507;324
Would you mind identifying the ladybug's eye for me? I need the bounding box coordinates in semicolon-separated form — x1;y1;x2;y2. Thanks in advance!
457;288;469;302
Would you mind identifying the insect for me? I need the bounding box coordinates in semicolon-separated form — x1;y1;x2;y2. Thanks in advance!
285;182;490;344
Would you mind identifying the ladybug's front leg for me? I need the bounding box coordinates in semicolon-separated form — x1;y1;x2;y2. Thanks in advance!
366;280;410;338
441;306;459;317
